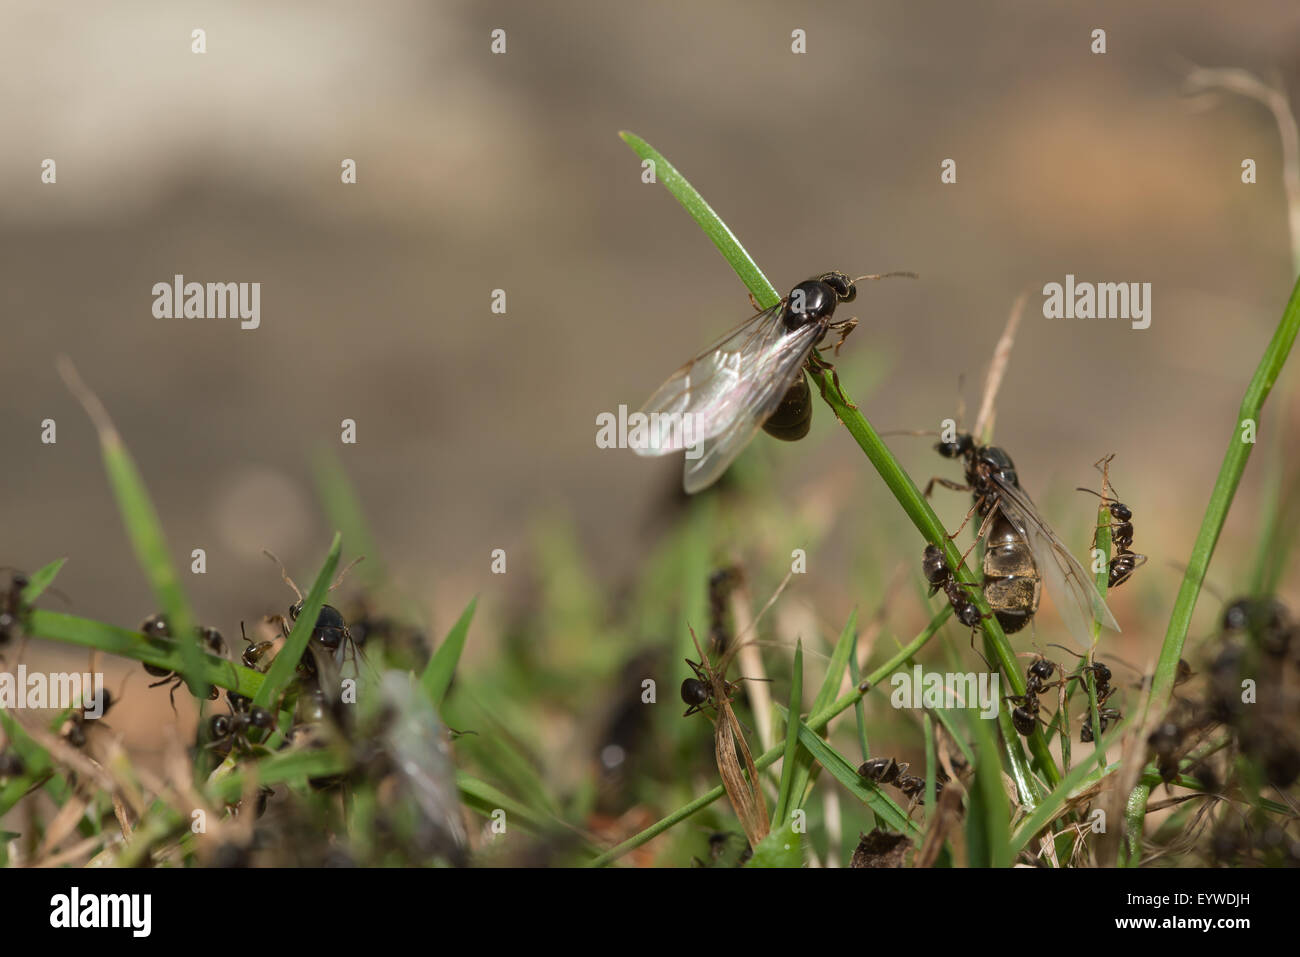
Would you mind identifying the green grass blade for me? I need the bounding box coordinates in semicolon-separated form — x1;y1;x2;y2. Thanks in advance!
771;639;803;830
619;131;780;309
1147;274;1300;710
252;533;342;710
420;596;477;710
20;558;66;604
966;701;1012;867
790;720;920;836
58;358;205;697
312;448;386;591
1127;274;1300;851
26;610;264;698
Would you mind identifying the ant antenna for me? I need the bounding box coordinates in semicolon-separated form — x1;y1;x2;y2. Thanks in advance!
850;271;919;283
331;556;365;592
262;550;303;603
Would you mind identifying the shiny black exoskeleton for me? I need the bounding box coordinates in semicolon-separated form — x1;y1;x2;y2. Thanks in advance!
762;272;860;441
858;756;946;804
1005;691;1043;736
921;544;984;630
1025;654;1062;696
778;272;856;334
680;677;710;716
929;436;1042;635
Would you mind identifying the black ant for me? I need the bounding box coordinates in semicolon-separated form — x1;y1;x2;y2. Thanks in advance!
139;613;229;712
1004;690;1048;737
0;570;29;658
1024;651;1064;697
680;657;753;718
263;551;364;679
858;756;945;804
1049;644;1122;742
208;706;275;755
921;544;988;643
227;621;275;713
1077;454;1146;589
62;689;116;748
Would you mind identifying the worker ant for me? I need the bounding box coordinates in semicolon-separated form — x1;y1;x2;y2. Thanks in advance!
139;613;229;711
858;756;946;804
1076;454;1146;588
208;706;275;755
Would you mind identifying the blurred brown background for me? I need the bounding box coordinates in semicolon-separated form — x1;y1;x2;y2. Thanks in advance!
4;1;1300;743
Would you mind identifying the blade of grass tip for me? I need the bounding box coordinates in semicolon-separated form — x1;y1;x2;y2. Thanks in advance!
420;595;477;710
311;448;386;591
783;609;858;813
252;534;342;711
619;131;780;309
20;558;67;604
1128;274;1300;845
771;639;803;831
56;356;205;697
586;605;952;866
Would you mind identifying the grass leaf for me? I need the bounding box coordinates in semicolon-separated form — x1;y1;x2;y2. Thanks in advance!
421;595;478;710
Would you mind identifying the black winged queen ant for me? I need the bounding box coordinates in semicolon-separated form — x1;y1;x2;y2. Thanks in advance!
634;271;915;493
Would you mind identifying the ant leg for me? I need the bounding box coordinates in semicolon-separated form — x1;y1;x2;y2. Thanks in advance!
817;317;857;357
923;476;973;499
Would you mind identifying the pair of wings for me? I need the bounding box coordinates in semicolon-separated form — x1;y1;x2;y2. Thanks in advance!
633;299;820;493
986;472;1121;647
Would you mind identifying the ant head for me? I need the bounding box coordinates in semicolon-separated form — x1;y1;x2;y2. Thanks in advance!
818;271;857;304
920;545;948;586
935;433;974;459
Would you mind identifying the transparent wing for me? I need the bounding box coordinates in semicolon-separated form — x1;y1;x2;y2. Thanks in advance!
633;301;801;455
681;322;822;493
990;474;1120;647
379;671;468;864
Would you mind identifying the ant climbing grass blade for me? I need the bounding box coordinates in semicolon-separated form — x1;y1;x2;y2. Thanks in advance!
252;533;342;712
